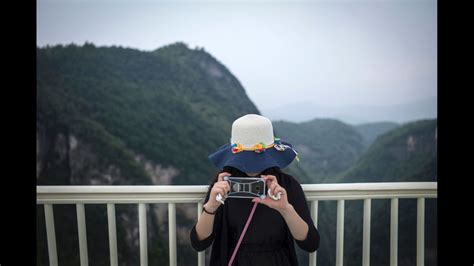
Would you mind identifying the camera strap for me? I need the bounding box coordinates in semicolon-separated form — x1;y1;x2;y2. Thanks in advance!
228;201;259;266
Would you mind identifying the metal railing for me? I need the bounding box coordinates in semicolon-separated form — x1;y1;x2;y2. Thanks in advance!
36;182;437;266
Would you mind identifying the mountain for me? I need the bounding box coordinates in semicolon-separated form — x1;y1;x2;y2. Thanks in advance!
355;121;400;148
313;119;437;266
262;97;437;124
273;118;366;183
36;42;266;266
37;42;261;187
342;119;437;182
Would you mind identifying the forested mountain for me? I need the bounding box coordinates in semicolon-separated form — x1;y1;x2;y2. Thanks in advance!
273;119;366;182
37;42;264;266
354;121;400;148
312;119;437;266
342;119;437;182
37;42;261;187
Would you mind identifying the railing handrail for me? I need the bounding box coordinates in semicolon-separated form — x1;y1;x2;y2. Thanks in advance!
37;182;437;204
36;181;437;266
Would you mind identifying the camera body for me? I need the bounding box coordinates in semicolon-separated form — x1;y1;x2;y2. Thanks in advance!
223;176;267;199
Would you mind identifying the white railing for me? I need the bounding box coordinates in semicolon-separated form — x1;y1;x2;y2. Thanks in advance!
37;182;437;266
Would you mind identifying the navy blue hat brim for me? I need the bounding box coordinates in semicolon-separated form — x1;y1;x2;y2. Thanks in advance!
208;141;297;173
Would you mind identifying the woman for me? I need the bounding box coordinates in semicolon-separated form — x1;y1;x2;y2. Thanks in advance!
190;114;320;266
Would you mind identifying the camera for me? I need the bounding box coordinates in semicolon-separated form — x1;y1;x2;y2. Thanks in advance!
223;176;267;199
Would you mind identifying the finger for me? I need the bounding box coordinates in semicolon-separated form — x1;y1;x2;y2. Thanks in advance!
219;187;227;195
266;181;277;196
215;182;230;193
212;187;222;196
261;175;272;189
213;184;225;193
221;182;231;193
269;182;278;196
262;175;277;183
218;172;231;182
218;172;230;182
262;175;278;189
273;186;285;197
213;187;225;197
252;197;262;203
214;181;228;187
252;197;273;208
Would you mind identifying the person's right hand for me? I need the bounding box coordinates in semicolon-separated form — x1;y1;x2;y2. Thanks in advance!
205;172;231;213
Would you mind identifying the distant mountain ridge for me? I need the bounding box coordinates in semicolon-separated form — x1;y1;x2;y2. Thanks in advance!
273;118;365;182
262;97;437;124
342;119;437;182
355;121;400;148
273;119;400;183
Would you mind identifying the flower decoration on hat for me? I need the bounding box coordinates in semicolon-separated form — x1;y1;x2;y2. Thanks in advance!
254;142;266;153
230;137;300;160
231;142;268;154
231;143;243;154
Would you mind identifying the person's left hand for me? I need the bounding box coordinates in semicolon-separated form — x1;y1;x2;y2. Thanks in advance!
252;175;291;213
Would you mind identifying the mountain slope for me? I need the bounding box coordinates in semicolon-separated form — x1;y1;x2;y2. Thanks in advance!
273;118;366;182
354;121;399;148
314;119;437;266
36;42;261;266
37;42;260;186
341;119;437;182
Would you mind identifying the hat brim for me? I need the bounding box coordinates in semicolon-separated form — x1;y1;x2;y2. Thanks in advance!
208;141;297;173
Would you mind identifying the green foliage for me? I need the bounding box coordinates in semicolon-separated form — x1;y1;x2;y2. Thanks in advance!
37;42;260;185
313;119;438;266
37;42;260;266
274;119;437;266
273;118;366;182
341;119;437;182
354;121;400;148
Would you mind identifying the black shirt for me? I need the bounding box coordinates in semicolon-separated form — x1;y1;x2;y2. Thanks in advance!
190;172;320;266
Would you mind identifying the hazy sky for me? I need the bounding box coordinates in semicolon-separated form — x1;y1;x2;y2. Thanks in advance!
37;0;437;112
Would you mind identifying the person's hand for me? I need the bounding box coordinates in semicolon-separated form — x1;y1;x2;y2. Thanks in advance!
252;175;291;213
205;172;231;213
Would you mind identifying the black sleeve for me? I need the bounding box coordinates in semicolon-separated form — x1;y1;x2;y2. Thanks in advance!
190;187;222;252
287;176;320;252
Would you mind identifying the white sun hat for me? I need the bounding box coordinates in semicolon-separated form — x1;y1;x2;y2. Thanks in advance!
208;114;299;173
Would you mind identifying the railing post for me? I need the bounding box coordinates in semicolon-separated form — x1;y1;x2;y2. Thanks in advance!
417;198;425;266
363;199;371;266
197;202;205;266
139;203;148;266
76;203;89;266
107;203;118;266
309;200;318;266
44;204;58;266
336;200;344;266
390;198;398;266
169;203;177;266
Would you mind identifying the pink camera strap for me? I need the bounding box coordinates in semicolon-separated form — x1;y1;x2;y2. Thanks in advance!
228;201;259;266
